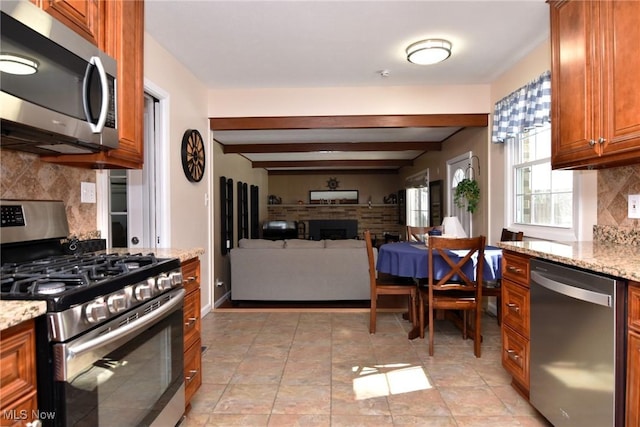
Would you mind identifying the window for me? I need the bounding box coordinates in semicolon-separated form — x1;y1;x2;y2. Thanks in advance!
510;123;573;228
406;187;430;227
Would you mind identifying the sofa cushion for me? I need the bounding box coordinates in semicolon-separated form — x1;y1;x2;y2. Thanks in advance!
324;239;366;249
284;239;325;249
238;238;285;249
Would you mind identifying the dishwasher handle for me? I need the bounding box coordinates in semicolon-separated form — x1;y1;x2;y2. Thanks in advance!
531;270;612;307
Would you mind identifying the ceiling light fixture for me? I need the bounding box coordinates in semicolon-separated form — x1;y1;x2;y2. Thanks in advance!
0;53;39;75
406;39;452;65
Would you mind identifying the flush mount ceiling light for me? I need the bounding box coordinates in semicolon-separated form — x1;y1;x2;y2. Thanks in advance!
0;53;39;75
406;39;452;65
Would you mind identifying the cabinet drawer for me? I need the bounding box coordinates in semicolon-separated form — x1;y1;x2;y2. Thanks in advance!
184;338;202;408
0;320;36;406
181;258;200;295
502;252;530;286
502;279;530;337
629;284;640;333
502;326;530;392
183;288;201;351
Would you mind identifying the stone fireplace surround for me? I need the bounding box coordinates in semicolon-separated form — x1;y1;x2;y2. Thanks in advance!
267;204;403;241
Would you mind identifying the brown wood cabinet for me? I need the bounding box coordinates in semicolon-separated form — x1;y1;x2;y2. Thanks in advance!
41;0;145;169
627;282;640;427
0;320;39;427
181;258;202;412
31;0;102;46
549;0;640;170
500;250;531;398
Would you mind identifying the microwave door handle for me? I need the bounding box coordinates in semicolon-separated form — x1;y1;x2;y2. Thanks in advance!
82;56;109;133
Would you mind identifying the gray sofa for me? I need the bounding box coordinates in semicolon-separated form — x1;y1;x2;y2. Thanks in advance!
230;238;374;301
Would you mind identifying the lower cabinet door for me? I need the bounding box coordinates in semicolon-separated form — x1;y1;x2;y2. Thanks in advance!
184;338;202;409
502;325;530;394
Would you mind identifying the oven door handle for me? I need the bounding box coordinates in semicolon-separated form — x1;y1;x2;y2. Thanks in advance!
65;289;184;361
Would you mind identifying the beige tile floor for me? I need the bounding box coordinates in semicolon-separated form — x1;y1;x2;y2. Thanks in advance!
184;310;552;427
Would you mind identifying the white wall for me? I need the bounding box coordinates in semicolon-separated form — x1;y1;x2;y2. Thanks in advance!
144;34;213;314
208;85;490;116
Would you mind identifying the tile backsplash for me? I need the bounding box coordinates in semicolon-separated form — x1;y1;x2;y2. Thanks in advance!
596;164;640;244
0;150;97;235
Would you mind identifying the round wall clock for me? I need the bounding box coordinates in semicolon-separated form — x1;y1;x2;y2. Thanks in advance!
181;129;205;182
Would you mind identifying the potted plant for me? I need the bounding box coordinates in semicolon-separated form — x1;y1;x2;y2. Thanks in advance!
454;178;480;213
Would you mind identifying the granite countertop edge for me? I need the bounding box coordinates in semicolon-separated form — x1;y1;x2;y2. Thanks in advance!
0;300;47;331
497;240;640;282
0;247;204;332
98;247;205;263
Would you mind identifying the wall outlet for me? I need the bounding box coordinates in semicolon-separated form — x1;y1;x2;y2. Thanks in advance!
629;194;640;219
81;182;96;203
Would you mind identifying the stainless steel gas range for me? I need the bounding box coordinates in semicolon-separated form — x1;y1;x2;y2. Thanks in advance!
0;200;185;427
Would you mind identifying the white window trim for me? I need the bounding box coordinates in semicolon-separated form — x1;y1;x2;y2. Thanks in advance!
505;139;597;242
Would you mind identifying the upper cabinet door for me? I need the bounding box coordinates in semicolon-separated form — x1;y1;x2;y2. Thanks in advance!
549;1;599;168
35;0;102;46
599;1;640;160
550;0;640;170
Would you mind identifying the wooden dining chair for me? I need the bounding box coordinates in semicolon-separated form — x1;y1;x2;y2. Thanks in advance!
406;225;434;242
500;228;524;242
418;235;486;357
483;228;524;325
364;230;418;334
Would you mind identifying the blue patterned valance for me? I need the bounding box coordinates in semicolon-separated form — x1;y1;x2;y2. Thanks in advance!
492;70;551;143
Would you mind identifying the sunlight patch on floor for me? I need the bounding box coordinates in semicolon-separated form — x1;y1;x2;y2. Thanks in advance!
352;363;432;399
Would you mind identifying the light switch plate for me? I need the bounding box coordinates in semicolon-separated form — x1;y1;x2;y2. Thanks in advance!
81;182;96;204
629;194;640;219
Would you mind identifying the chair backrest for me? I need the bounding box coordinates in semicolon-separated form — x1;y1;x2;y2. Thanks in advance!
363;230;377;290
500;228;524;242
427;236;486;290
406;225;434;242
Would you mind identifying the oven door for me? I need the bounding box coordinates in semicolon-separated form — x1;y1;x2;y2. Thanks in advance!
51;289;185;427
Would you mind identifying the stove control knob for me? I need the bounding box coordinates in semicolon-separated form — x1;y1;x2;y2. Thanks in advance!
170;271;183;287
135;280;153;301
157;274;172;291
107;293;127;313
85;300;108;324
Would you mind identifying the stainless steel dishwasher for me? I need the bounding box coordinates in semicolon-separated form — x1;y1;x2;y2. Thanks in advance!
530;259;626;427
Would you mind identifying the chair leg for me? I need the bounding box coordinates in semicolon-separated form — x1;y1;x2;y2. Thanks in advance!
410;289;418;328
370;296;376;334
474;308;482;358
496;295;502;326
462;310;467;340
428;304;435;356
419;291;425;339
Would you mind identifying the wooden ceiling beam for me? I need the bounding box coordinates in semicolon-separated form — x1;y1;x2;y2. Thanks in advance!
210;114;488;130
221;141;442;153
252;159;413;169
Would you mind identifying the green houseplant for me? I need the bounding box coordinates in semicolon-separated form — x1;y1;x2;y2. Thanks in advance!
454;178;480;213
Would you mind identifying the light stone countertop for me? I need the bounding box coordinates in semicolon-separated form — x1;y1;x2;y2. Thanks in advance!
0;247;204;332
97;247;205;263
497;240;640;282
0;300;47;331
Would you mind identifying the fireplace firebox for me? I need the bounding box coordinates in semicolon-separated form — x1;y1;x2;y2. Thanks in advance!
308;219;358;240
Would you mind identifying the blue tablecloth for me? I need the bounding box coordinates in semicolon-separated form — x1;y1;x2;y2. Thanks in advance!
376;242;502;281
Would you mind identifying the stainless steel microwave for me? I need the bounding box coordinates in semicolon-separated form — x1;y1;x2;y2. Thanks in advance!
0;0;118;155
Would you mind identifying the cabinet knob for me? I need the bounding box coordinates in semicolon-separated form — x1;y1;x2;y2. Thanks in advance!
598;137;606;145
588;139;597;147
506;302;520;313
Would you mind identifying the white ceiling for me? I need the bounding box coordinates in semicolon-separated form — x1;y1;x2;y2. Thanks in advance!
145;0;550;172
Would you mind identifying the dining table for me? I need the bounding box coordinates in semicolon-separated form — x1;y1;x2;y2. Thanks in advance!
376;241;503;282
376;241;503;339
